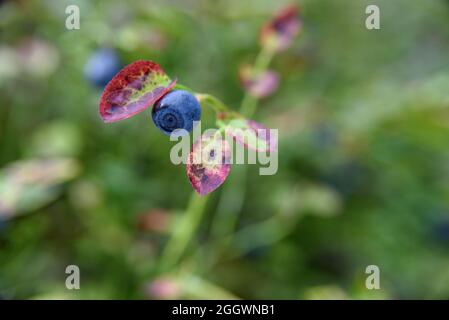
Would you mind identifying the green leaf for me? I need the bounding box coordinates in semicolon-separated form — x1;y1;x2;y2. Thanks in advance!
0;158;80;219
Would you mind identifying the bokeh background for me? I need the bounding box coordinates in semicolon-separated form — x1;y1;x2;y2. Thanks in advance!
1;0;449;299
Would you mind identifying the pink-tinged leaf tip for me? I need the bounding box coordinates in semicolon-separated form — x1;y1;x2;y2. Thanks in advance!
260;5;301;52
239;65;279;98
226;118;278;152
99;60;176;123
187;133;231;196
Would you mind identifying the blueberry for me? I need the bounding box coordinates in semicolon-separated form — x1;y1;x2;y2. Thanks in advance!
152;90;201;136
84;48;122;88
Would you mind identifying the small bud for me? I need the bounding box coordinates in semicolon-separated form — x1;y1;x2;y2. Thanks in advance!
145;277;181;300
239;65;279;98
260;5;302;52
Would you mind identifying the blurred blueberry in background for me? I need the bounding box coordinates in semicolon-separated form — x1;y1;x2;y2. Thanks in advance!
84;48;122;88
429;216;449;246
0;217;7;238
324;161;369;197
311;124;337;150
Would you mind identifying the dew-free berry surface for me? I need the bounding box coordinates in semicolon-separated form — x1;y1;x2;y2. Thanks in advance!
152;90;201;135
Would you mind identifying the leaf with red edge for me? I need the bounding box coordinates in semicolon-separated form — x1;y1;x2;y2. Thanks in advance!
225;118;278;152
260;5;301;52
99;60;176;123
187;133;231;196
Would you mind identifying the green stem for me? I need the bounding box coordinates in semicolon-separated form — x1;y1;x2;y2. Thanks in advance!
209;164;247;239
204;214;298;269
173;83;194;92
159;193;208;270
196;93;229;113
239;94;257;119
239;46;274;117
159;46;274;273
210;46;274;240
174;84;229;114
254;46;275;72
157;92;232;272
174;83;230;114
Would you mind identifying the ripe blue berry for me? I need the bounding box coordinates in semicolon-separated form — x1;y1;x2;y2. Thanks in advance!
84;48;122;88
0;217;8;237
152;90;201;136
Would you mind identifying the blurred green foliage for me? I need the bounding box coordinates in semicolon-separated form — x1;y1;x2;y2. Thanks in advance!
1;0;449;299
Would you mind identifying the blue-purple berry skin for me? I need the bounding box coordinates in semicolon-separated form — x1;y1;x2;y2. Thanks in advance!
84;48;122;88
152;90;201;136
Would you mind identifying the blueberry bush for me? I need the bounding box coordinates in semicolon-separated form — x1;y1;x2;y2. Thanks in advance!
1;0;449;300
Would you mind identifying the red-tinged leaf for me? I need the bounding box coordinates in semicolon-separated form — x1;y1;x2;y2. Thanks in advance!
239;65;279;98
99;60;176;123
260;5;301;52
187;133;231;196
225;118;278;152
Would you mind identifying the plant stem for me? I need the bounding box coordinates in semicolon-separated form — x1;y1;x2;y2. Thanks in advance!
254;46;275;72
196;93;229;113
157;93;232;272
209;164;247;239
173;83;194;92
159;46;274;272
210;46;274;240
239;47;274;118
159;193;208;270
